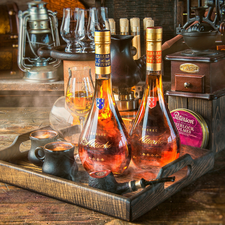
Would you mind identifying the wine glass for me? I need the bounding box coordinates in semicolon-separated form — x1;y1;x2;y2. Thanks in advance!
60;8;81;53
94;7;110;31
49;96;81;144
77;9;95;53
66;66;94;130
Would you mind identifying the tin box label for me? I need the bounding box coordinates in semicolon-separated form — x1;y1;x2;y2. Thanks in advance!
171;110;203;148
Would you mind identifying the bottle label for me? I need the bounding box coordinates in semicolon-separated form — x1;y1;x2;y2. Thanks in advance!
96;98;105;109
95;43;111;75
95;54;111;67
147;50;161;63
147;97;157;109
146;41;162;71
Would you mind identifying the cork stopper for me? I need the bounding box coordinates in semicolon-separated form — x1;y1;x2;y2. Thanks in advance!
94;30;111;44
120;18;129;33
108;18;116;34
146;27;162;41
130;17;140;33
143;17;154;30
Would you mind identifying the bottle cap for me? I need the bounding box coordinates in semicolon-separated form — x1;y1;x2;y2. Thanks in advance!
146;27;162;41
143;17;154;30
120;18;129;33
94;30;111;44
108;18;116;34
130;17;140;32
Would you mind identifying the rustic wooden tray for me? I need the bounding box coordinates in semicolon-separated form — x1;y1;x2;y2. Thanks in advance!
0;126;214;221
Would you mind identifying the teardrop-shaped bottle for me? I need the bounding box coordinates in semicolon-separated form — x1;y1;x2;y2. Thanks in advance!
78;30;131;177
130;27;180;169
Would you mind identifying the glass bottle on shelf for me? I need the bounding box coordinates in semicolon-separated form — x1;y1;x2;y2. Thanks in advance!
130;27;180;170
78;30;131;178
130;17;141;60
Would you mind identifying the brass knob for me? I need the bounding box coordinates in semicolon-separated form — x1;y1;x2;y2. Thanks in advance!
184;82;191;88
12;44;18;48
8;10;15;16
10;35;18;39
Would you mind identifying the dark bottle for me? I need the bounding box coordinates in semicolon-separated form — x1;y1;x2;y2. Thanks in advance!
130;27;180;169
78;30;131;177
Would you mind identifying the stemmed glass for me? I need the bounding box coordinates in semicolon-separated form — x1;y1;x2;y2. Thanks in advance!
65;66;94;130
60;8;81;53
94;7;110;31
77;7;110;53
77;9;95;53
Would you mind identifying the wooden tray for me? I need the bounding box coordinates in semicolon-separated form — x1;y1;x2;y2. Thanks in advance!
0;126;214;221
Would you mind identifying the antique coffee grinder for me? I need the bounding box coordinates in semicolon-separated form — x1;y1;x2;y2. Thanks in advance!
18;0;61;82
166;0;225;153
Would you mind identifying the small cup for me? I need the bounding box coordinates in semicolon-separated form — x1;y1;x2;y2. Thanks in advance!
35;141;78;181
28;130;59;166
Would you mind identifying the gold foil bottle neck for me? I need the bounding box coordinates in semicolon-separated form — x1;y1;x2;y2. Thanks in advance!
95;30;111;75
146;27;162;71
94;30;111;44
146;27;162;41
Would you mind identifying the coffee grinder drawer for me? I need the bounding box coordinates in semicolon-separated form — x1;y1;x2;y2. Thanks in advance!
175;74;205;93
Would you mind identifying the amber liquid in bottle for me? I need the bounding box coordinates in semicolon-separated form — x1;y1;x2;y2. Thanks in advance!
78;30;131;177
130;27;180;169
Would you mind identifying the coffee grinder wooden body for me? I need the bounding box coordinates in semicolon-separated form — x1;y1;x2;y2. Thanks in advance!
166;50;225;153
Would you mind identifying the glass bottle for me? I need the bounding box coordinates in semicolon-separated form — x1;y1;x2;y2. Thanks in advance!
130;17;141;60
78;30;131;178
130;27;180;170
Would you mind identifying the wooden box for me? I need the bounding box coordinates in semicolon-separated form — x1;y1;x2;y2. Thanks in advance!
167;90;225;153
0;126;214;221
166;50;225;94
166;50;225;153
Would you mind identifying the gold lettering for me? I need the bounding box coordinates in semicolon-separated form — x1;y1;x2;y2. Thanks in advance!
81;138;112;149
180;63;199;73
139;135;166;145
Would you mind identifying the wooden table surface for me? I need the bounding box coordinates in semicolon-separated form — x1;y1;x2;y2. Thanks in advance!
0;107;225;224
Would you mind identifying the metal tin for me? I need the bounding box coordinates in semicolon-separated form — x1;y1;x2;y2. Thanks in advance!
171;108;209;148
183;108;209;148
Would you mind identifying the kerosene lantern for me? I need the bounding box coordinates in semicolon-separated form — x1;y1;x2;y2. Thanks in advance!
18;0;61;82
166;0;225;153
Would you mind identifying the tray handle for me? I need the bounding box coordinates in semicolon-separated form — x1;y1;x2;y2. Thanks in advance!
156;154;194;191
0;126;52;162
0;132;31;161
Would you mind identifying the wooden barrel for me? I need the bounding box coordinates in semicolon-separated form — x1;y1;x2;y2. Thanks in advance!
0;2;21;78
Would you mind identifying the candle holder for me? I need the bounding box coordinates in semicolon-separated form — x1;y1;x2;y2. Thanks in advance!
18;0;61;82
